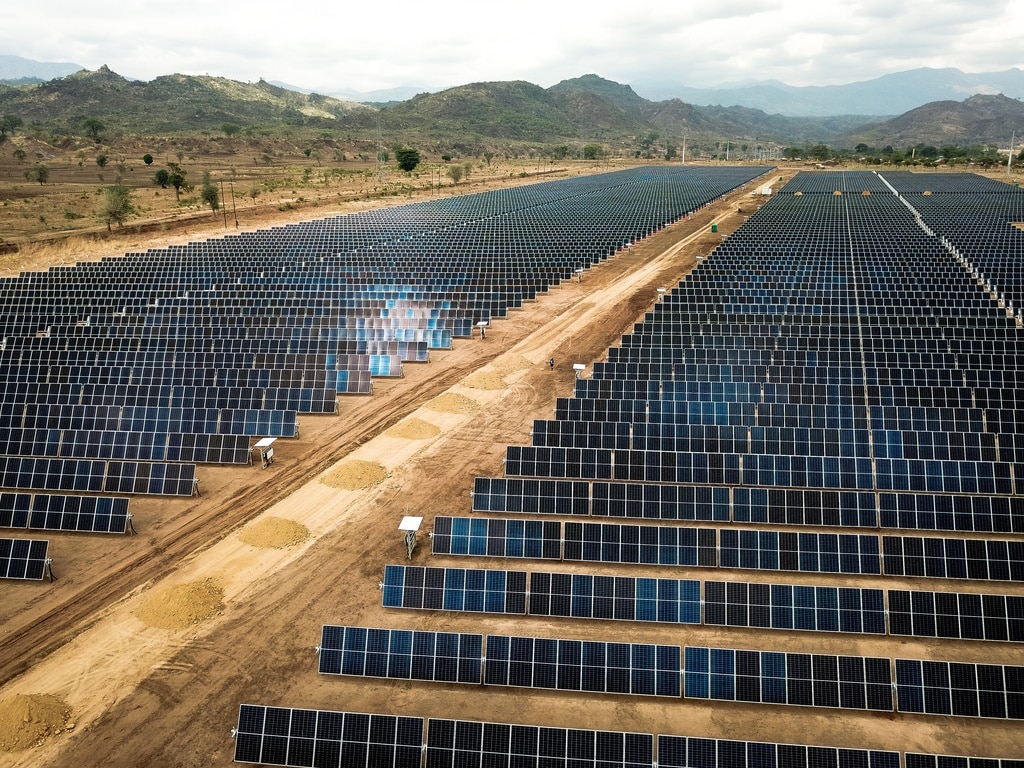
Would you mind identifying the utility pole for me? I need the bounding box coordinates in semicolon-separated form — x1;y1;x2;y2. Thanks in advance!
1009;131;1016;177
681;136;686;165
376;118;386;185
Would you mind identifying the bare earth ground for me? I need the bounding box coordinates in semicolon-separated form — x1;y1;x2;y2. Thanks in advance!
0;170;1021;767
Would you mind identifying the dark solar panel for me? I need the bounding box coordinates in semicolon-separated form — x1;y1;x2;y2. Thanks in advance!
233;704;423;768
426;718;654;768
381;564;527;614
318;625;483;684
0;537;50;580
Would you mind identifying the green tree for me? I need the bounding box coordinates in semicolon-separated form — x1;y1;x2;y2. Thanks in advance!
96;154;108;169
154;168;170;188
854;143;869;154
99;183;136;231
810;144;831;161
447;164;463;185
394;146;421;172
664;144;677;161
201;171;219;214
782;147;802;159
582;142;603;160
166;163;188;200
0;114;23;137
82;117;105;143
221;123;241;137
143;153;154;166
12;148;26;163
24;163;48;184
248;185;261;205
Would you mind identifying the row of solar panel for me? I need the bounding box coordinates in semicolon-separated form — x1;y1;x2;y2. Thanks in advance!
472;477;1024;533
0;405;299;437
380;564;1024;641
502;445;1020;496
232;706;1022;768
431;516;1024;582
0;382;338;413
315;624;1024;717
0;492;131;534
0;456;197;496
0;428;252;464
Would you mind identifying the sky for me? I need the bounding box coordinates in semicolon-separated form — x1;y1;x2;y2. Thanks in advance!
2;0;1022;96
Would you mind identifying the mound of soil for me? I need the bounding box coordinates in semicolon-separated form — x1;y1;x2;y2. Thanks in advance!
0;694;72;753
320;460;389;490
424;393;479;414
384;418;441;440
238;517;309;549
133;579;225;630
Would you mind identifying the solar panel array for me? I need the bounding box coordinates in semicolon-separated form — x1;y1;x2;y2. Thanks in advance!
0;537;50;579
4;166;767;579
229;169;1024;764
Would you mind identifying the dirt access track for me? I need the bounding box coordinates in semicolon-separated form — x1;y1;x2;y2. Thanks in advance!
1;169;1016;767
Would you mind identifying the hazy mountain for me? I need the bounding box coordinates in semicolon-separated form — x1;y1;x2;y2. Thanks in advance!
0;54;83;84
267;80;426;105
633;67;1024;117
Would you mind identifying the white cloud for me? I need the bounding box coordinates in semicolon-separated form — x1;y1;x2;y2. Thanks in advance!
1;0;1021;92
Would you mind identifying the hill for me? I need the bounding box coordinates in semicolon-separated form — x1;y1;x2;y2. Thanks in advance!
2;66;1018;154
0;66;373;135
844;93;1024;148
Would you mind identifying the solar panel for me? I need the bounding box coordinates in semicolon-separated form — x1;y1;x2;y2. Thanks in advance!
683;646;893;711
528;572;701;624
381;564;527;614
656;734;901;768
485;634;681;697
318;625;483;684
562;522;717;567
888;589;1024;642
26;494;131;534
0;537;50;580
430;516;561;559
720;529;881;574
703;581;886;634
905;753;1024;768
895;658;1024;719
882;535;1024;582
232;704;424;768
425;718;654;768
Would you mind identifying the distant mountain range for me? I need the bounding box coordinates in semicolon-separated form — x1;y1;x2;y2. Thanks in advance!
632;67;1024;117
0;54;82;84
2;60;1022;151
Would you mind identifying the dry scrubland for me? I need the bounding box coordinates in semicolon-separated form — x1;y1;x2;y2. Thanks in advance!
0;164;1020;767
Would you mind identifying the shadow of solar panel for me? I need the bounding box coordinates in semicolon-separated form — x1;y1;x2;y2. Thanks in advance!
381;564;527;614
528;572;701;624
683;646;892;711
318;625;483;684
233;704;423;768
656;734;901;768
0;537;49;580
485;634;681;697
426;717;654;768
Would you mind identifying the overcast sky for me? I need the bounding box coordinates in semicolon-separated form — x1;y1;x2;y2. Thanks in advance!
3;0;1022;95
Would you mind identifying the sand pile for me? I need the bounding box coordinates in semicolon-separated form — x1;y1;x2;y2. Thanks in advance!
385;418;440;440
238;517;309;549
464;372;507;390
0;694;72;752
425;393;478;414
492;355;533;375
133;578;225;630
320;460;389;490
